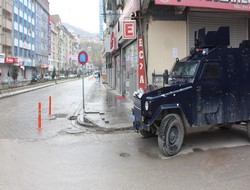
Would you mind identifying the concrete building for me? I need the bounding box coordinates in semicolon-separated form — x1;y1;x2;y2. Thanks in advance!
35;0;49;77
10;0;49;82
102;0;250;99
12;0;36;81
48;15;58;73
0;0;13;83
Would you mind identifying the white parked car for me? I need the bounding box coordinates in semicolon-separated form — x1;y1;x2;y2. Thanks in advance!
59;74;66;79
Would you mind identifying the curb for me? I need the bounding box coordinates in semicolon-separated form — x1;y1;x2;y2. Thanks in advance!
0;78;77;99
77;114;95;128
76;114;133;132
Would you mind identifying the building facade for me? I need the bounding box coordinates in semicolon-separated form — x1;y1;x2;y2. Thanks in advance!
12;0;37;81
48;15;58;73
0;0;13;83
35;0;49;76
102;0;250;99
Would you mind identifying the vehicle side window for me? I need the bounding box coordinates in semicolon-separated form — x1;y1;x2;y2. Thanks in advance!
200;62;220;80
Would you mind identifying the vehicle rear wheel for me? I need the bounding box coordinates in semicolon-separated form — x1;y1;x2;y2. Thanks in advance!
158;114;184;156
139;128;155;138
247;122;250;140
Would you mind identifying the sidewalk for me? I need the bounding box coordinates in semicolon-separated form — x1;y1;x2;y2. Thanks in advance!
77;81;133;132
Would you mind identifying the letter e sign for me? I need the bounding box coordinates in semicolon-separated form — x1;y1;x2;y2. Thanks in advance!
122;20;136;40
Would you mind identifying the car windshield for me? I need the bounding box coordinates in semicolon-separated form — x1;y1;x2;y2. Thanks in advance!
170;60;198;79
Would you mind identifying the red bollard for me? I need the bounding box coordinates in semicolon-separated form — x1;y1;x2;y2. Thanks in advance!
49;96;52;116
37;102;42;130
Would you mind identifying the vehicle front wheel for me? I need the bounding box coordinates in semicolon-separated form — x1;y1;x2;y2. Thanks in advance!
158;114;184;156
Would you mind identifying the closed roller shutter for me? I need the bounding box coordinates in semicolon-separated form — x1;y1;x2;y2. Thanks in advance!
188;12;248;50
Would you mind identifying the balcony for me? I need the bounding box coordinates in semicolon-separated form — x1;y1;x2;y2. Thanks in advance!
1;19;12;30
2;0;12;13
0;36;12;47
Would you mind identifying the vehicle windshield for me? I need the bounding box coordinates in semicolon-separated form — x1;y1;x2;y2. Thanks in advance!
170;60;199;79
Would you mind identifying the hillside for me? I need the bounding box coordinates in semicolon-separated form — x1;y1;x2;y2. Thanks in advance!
62;23;98;38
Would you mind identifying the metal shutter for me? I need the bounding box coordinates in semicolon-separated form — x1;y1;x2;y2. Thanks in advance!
188;12;248;51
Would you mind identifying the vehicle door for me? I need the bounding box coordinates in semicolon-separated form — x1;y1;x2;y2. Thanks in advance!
196;61;224;125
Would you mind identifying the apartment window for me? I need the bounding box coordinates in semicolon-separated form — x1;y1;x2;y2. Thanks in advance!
14;47;18;56
14;14;18;22
24;6;28;13
20;48;23;56
14;31;18;38
14;0;18;6
24;49;27;57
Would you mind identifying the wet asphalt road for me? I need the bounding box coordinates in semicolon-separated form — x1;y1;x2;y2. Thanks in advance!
0;78;250;189
0;129;250;190
0;78;94;139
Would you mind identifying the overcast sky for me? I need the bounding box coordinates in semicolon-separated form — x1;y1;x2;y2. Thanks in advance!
49;0;100;33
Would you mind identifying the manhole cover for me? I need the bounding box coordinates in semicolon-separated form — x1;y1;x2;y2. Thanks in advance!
119;152;130;157
54;113;68;118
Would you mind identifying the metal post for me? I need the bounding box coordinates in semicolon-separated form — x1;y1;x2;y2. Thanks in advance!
37;102;42;130
49;96;52;116
82;64;85;120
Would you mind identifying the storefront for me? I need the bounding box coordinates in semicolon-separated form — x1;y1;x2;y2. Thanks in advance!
123;41;138;98
23;59;34;80
0;56;26;86
115;54;121;92
154;0;250;50
144;1;250;83
187;10;248;50
103;0;141;98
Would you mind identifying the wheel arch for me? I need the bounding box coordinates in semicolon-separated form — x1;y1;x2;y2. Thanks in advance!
154;105;190;133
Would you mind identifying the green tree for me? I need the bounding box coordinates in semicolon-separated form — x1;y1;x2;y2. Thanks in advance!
52;67;56;79
79;39;104;69
11;66;19;83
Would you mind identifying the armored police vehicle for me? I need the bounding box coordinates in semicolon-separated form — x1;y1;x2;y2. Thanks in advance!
132;26;250;156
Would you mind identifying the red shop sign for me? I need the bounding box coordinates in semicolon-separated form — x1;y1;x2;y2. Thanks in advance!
122;20;136;40
5;57;18;64
138;36;146;89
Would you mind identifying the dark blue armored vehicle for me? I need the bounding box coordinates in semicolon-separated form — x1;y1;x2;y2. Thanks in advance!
132;27;250;156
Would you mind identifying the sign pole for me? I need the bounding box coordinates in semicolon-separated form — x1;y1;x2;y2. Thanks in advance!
82;63;85;120
78;50;88;121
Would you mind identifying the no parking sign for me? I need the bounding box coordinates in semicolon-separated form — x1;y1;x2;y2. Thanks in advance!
78;51;88;65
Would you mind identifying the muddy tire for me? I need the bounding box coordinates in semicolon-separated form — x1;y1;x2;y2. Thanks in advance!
158;114;184;156
139;128;155;138
247;122;250;140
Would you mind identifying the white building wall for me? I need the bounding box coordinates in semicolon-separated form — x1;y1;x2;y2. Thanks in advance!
148;20;187;83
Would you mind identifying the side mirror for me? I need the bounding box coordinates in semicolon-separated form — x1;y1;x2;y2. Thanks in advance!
163;69;169;85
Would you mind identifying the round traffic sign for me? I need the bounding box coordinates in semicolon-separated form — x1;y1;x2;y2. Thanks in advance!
78;51;88;65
